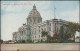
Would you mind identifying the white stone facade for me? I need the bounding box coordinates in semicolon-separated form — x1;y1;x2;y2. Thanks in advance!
13;4;68;43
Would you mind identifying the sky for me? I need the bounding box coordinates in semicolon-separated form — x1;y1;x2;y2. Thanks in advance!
1;1;79;41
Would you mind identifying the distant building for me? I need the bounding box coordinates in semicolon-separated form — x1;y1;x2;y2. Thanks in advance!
75;37;80;42
0;40;3;43
13;4;68;43
75;32;80;42
3;41;9;44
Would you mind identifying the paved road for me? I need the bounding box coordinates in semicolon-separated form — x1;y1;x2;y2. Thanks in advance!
1;43;80;51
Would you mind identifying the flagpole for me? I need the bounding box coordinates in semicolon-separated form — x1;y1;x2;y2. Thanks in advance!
54;5;56;19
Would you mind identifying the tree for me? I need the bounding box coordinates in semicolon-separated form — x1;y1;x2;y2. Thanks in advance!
41;31;48;37
58;25;64;40
58;25;72;41
57;22;80;42
63;27;72;40
41;31;48;42
68;22;80;41
47;35;52;41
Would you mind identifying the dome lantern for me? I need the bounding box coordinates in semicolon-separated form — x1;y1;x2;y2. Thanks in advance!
33;4;36;10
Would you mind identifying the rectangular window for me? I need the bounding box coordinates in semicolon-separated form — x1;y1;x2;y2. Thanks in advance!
39;30;40;33
35;36;36;38
39;35;40;38
44;28;46;31
50;23;51;31
39;26;40;33
33;36;34;38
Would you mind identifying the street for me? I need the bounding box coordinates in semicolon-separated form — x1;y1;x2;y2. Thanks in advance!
1;43;80;51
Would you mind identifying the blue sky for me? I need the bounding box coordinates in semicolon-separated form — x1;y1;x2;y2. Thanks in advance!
1;1;79;41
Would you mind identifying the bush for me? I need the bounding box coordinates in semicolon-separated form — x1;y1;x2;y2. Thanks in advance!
27;40;33;43
45;39;74;43
22;40;25;43
63;40;74;43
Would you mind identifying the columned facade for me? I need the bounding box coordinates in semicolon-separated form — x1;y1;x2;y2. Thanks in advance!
13;4;68;43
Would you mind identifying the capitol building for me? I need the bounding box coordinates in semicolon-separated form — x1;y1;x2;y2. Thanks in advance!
13;4;68;43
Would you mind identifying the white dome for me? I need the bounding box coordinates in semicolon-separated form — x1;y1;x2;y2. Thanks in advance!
28;10;41;18
27;4;42;25
28;4;41;18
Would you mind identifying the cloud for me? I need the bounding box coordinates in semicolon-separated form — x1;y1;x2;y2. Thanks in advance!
59;6;79;23
1;1;79;40
1;1;52;40
1;13;27;40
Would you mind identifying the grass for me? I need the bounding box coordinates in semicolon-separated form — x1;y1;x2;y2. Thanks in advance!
7;40;80;44
8;42;80;44
8;42;46;44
